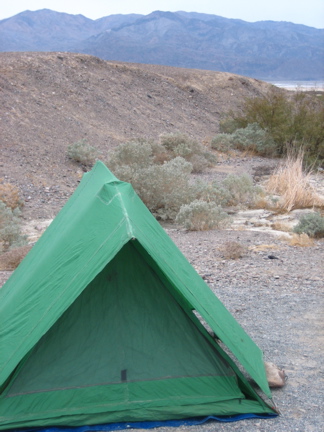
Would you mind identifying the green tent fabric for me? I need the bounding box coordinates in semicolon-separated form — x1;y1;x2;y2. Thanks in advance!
0;161;276;429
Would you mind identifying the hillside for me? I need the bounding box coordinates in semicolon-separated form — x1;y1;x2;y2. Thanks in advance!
1;10;323;80
0;52;275;219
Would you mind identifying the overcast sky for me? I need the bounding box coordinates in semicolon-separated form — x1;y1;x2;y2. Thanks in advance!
1;0;324;28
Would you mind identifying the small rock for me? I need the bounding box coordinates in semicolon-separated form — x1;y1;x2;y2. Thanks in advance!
264;361;287;388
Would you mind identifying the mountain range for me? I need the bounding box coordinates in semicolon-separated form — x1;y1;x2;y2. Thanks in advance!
0;9;323;80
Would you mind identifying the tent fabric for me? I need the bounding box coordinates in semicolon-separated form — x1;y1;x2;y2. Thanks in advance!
0;161;276;429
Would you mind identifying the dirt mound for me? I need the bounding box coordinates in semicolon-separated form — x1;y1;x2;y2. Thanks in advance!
0;52;272;218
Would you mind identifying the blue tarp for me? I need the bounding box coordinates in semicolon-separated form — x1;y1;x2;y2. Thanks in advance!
8;413;278;432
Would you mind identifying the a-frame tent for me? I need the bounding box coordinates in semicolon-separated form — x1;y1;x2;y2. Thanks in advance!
0;161;277;430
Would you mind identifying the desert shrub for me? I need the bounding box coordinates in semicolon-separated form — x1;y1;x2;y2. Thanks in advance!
107;136;218;219
108;139;155;170
220;241;247;259
222;173;262;207
175;200;230;231
109;149;196;220
193;180;232;207
223;88;324;165
135;157;197;220
0;180;24;210
160;133;216;173
160;132;196;153
0;201;27;251
219;116;241;134
266;150;324;211
230;123;277;156
67;139;99;166
293;212;324;238
211;134;233;152
188;154;210;173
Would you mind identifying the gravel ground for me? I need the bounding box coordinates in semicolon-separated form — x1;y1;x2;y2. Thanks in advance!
159;228;323;432
1;227;322;432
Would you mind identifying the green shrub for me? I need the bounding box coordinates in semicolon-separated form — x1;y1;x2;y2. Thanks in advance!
108;148;196;220
107;136;218;220
160;133;194;153
67;139;99;166
0;201;27;251
223;89;324;165
188;154;210;173
230;123;277;156
193;180;232;207
293;212;324;238
176;200;230;231
222;173;262;207
210;134;233;153
160;133;216;173
108;139;155;171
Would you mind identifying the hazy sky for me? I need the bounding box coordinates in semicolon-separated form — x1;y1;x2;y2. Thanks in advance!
1;0;324;28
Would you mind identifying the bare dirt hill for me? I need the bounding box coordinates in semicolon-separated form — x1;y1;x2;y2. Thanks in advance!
0;52;273;218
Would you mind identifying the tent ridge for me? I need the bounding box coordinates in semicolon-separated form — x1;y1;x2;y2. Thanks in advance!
113;184;135;239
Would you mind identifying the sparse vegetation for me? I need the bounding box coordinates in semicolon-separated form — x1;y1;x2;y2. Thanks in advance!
107;137;219;221
194;180;232;207
67;139;99;166
0;201;27;252
211;124;276;157
220;241;247;259
175;200;230;231
0;180;24;210
230;123;277;156
222;173;262;207
271;221;292;232
287;233;315;247
107;135;265;225
293;212;324;238
265;150;324;211
221;88;324;165
107;140;197;220
210;134;233;153
160;133;216;173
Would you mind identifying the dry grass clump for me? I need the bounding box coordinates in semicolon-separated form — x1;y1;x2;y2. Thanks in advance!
265;151;324;212
220;241;247;259
286;233;315;247
271;221;292;232
0;244;32;270
248;244;279;252
0;180;24;210
253;195;280;211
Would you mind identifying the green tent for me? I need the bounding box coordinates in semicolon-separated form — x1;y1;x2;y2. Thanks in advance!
0;161;276;430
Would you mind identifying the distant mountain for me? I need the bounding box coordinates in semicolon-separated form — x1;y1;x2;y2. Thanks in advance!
0;9;141;51
0;9;323;80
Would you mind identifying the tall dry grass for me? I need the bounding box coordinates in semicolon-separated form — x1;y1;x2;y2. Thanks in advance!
265;150;324;212
286;233;315;247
